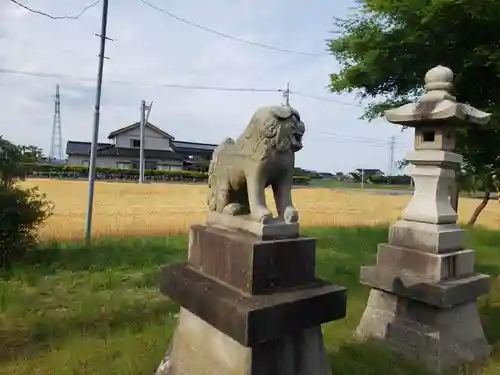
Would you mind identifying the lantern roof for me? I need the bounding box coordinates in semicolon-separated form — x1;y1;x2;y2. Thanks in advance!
384;65;491;127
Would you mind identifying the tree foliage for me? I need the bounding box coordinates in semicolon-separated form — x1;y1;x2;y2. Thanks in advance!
327;0;500;178
19;145;45;164
0;137;52;269
327;0;500;224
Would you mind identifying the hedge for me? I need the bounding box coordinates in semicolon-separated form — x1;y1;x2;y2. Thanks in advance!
23;164;311;185
368;175;412;185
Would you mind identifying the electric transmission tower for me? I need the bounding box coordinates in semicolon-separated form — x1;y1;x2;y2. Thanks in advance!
49;84;63;162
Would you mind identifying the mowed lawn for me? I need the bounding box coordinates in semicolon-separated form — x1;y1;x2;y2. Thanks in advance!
0;226;499;374
19;179;500;240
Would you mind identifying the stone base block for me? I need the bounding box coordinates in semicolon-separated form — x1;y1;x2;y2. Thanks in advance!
161;264;346;346
356;289;490;374
376;244;475;283
206;211;299;240
156;308;331;375
389;220;465;253
360;265;489;308
155;225;346;375
188;225;316;294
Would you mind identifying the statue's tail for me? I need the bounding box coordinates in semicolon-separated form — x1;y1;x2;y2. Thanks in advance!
207;138;234;210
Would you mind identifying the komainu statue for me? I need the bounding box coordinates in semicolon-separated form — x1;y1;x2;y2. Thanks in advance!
207;105;305;224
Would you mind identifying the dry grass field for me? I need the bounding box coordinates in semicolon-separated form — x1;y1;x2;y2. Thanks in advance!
20;179;500;240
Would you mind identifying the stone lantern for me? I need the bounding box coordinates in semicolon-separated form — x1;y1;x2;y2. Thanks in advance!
355;65;491;373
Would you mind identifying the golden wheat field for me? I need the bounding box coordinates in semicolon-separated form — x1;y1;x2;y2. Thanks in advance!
19;179;500;241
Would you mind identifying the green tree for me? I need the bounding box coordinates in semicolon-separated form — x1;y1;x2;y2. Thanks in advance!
19;145;45;164
0;137;52;269
327;0;500;225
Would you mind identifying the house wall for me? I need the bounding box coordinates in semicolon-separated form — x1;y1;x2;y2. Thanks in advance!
67;155;90;167
114;127;173;151
67;155;183;170
157;164;183;171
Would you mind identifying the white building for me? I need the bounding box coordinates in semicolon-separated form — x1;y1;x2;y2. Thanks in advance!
66;122;217;172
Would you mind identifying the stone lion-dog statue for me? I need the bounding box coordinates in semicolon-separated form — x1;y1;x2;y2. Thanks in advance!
207;105;305;224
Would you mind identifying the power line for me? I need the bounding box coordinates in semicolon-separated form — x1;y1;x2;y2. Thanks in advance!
319;132;410;147
138;0;326;57
0;67;413;121
292;91;364;108
0;69;377;110
0;67;285;93
319;138;401;149
0;67;367;107
9;0;101;20
0;68;410;118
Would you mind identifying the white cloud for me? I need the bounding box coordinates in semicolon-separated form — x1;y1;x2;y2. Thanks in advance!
0;0;414;173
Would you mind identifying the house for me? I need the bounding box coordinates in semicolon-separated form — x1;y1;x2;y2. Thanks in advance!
66;122;218;172
346;168;385;181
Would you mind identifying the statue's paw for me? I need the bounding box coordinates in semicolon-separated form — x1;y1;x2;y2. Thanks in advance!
284;206;299;224
252;206;273;224
259;213;273;224
223;203;243;216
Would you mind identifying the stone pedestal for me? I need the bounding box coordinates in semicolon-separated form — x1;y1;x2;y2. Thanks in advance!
356;156;491;373
155;225;347;375
356;241;490;373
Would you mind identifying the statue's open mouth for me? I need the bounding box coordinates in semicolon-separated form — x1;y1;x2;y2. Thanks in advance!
291;132;303;150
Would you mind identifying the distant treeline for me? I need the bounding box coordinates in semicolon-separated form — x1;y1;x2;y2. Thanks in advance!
364;175;412;185
294;167;412;186
23;164;312;185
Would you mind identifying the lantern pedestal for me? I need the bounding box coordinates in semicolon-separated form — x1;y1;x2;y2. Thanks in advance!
355;65;492;373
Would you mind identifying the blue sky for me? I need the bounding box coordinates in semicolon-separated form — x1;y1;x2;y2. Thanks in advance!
0;0;415;173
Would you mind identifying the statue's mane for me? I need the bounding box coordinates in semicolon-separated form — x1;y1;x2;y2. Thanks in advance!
234;107;291;160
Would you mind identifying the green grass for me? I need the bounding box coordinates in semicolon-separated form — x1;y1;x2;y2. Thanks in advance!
0;227;499;374
310;179;414;190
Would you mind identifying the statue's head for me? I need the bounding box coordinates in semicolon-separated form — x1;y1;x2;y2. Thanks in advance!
246;105;305;154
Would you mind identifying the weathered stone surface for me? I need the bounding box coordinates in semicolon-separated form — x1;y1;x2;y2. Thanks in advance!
414;124;456;151
389;220;464;253
188;225;315;294
360;265;489;308
206;211;299;240
376;244;475;282
356;290;490;374
357;66;492;373
155;308;331;375
401;165;458;225
207;105;305;227
160;263;347;346
405;149;463;164
155;105;346;375
384;65;491;126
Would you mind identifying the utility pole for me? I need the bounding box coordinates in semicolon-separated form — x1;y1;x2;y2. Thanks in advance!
49;84;63;162
84;0;110;245
139;100;153;184
139;100;146;184
361;168;364;190
283;81;290;106
388;135;395;185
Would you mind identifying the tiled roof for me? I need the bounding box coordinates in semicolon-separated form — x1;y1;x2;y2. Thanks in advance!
66;141;112;155
107;122;174;140
96;145;184;160
171;140;217;154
